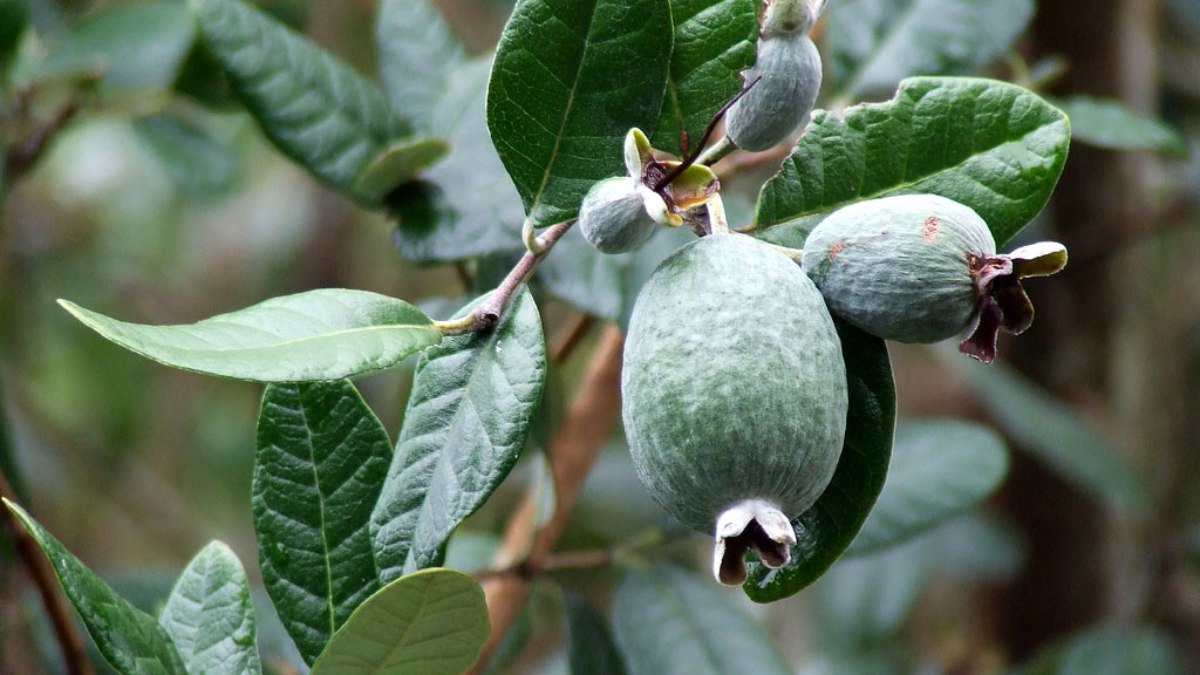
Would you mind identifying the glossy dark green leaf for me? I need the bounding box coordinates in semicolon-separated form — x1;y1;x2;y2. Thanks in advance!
372;288;546;580
3;499;187;675
188;0;424;202
59;290;440;382
613;563;790;675
309;568;489;675
652;0;758;153
254;380;393;665
1055;96;1188;156
750;77;1070;249
953;357;1151;515
132;113;238;196
848;419;1009;556
487;0;673;228
827;0;1034;100
159;541;263;675
21;1;194;91
743;320;895;602
375;0;467;133
390;57;527;262
565;594;627;675
1015;623;1185;675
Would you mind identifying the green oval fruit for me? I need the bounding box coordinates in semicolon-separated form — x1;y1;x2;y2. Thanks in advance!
578;177;660;254
623;233;848;584
801;194;997;343
726;33;822;152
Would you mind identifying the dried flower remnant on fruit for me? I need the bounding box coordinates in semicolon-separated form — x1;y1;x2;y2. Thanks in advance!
959;242;1068;362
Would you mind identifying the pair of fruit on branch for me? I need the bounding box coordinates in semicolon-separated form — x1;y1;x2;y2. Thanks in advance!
574;0;1068;585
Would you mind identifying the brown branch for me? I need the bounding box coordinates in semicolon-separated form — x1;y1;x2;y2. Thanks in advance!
4;101;81;183
469;325;625;673
436;219;575;336
0;473;93;675
550;313;594;363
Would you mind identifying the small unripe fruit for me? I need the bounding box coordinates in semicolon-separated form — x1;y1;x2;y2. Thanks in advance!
801;194;1067;362
802;194;995;343
577;177;662;254
623;233;848;584
726;33;822;152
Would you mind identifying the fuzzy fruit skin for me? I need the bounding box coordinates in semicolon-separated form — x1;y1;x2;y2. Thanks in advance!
726;33;822;152
578;177;658;254
622;233;848;534
802;194;997;343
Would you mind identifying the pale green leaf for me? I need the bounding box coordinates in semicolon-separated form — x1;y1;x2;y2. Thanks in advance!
351;137;450;202
375;0;467;134
1015;623;1186;675
1055;96;1188;155
390;57;527;262
815;535;933;645
159;541;263;675
372;289;546;580
132;113;238;196
309;568;489;675
188;0;417;201
652;0;758;153
3;499;187;675
751;77;1070;248
254;380;392;665
58;289;440;383
848;419;1009;556
828;0;1034;99
21;1;194;92
487;0;673;228
613;563;790;675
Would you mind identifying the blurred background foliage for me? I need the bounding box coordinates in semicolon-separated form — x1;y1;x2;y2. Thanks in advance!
1;0;1199;673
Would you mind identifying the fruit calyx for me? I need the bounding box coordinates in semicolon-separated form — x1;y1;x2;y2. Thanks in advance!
960;242;1068;363
713;499;797;586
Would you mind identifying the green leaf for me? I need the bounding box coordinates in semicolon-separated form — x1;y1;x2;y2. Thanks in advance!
0;0;29;68
612;563;790;675
21;1;194;92
487;0;674;228
309;568;489;675
375;0;468;134
58;289;440;382
952;357;1151;515
651;0;758;153
848;419;1009;556
1054;96;1188;156
372;288;546;580
254;380;393;665
537;224;694;322
188;0;418;202
390;58;527;262
565;594;627;675
815;535;934;645
1015;623;1186;675
159;541;263;675
929;513;1026;580
132;113;238;196
3;499;187;675
750;77;1070;248
351;137;451;202
828;0;1034;100
743;320;896;602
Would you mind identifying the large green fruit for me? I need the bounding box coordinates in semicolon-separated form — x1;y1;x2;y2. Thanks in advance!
622;233;848;585
802;194;997;344
725;33;822;152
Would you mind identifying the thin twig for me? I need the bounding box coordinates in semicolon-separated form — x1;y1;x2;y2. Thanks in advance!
4;101;81;182
550;314;594;363
469;326;625;673
652;76;760;191
0;474;93;675
434;219;575;336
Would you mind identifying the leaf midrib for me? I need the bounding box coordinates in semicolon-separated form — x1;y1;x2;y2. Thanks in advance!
293;389;340;643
